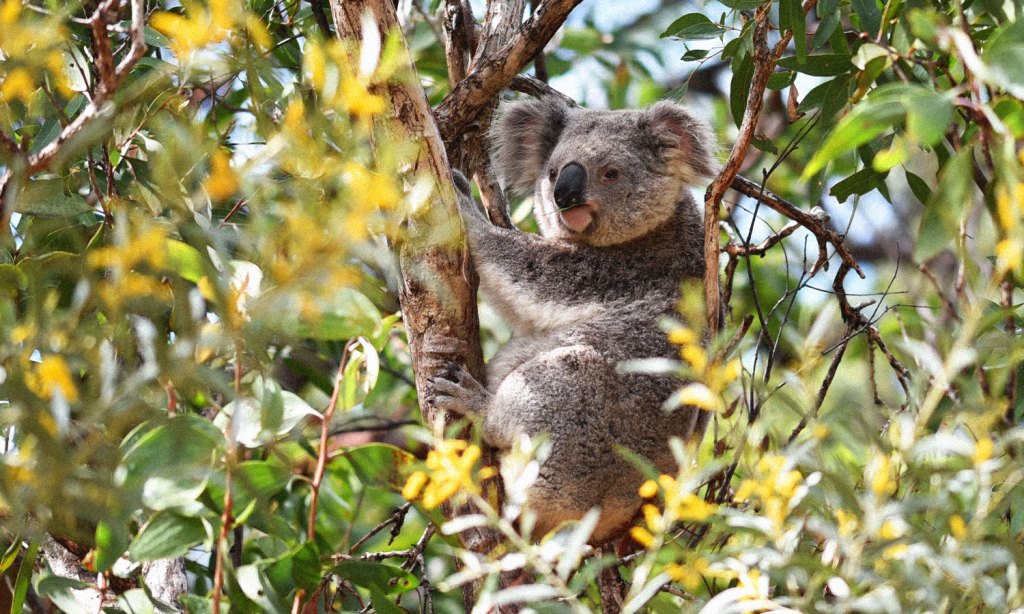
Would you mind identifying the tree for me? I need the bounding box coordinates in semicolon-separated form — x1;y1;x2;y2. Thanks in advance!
1;0;1023;612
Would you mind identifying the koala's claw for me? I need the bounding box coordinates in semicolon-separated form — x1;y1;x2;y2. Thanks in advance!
427;365;490;416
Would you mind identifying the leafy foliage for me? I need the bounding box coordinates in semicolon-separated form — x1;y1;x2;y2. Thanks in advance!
1;0;1023;612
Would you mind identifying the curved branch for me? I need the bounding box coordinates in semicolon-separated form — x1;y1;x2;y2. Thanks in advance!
434;0;584;144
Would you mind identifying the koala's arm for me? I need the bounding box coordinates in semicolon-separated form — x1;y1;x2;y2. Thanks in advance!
452;173;601;317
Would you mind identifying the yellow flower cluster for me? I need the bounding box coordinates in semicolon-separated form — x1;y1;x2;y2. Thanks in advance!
88;227;168;272
668;326;741;413
0;0;72;104
25;355;79;403
994;181;1024;275
204;150;239;201
402;439;496;509
150;0;270;59
88;226;173;305
304;40;388;119
733;454;805;533
629;473;718;548
866;449;897;497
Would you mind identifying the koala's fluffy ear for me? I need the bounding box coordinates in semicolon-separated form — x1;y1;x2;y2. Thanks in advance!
642;101;719;182
489;96;570;195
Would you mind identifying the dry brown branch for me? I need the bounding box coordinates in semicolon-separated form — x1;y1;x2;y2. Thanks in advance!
26;0;146;176
441;0;523;229
433;0;584;145
509;73;576;105
729;175;863;276
703;0;818;336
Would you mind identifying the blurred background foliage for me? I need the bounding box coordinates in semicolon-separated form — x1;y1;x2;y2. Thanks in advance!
1;0;1023;612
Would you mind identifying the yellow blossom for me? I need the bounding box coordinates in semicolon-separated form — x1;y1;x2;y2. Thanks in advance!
26;355;79;403
338;75;386;117
995;239;1023;275
402;470;427;500
88;227;168;271
878;518;904;540
150;0;241;58
668;327;698;346
881;543;907;560
995;186;1011;231
949;514;967;540
676;382;723;412
629;526;654;548
245;15;271;52
638;479;658;499
402;439;495;509
0;67;35;102
868;451;896;496
973;438;993;464
204;150;239;201
680;344;707;374
835;508;858;537
667;558;711;591
0;0;21;24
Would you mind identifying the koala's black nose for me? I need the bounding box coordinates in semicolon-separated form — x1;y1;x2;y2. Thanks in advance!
553;163;587;210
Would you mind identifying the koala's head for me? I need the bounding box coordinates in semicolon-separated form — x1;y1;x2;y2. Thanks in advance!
490;97;717;246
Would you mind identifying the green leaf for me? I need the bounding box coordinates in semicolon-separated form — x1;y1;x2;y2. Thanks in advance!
905;171;932;205
830;167;888;201
343;443;415;491
143;25;171;47
994;98;1024;138
11;539;40;614
751;136;779;154
812;9;841;50
217;379;319;448
852;0;882;36
333;560;419;596
730;54;754;127
799;74;851;118
778;53;853;76
681;48;710;61
166;239;206;283
15;181;93;218
233;460;292;508
802;103;903;180
560;28;604;54
904;89;953;145
660;13;725;41
119;415;224;510
914;149;974;261
128;511;207;561
296;288;383;341
94;520;132;572
780;0;806;60
31;120;62;155
0;264;27;297
766;70;796;90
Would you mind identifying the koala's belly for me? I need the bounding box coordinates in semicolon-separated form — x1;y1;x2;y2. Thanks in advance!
483;334;705;543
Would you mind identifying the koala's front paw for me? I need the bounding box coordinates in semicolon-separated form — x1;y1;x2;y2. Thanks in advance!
427;363;490;416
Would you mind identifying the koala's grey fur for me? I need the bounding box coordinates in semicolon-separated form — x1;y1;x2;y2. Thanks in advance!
430;97;717;544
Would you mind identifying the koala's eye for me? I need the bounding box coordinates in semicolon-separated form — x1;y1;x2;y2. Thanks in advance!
548;168;557;182
602;168;621;183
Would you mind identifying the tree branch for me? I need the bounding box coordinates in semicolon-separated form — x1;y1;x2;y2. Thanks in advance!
433;0;584;145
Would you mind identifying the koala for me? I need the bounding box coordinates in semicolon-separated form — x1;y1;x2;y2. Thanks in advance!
430;97;717;544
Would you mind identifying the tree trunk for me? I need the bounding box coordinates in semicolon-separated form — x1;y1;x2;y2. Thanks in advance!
331;0;582;607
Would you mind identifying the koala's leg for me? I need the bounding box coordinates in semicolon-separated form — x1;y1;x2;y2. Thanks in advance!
488;345;646;540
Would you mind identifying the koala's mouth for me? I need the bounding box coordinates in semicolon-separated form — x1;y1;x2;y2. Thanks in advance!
558;202;597;233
